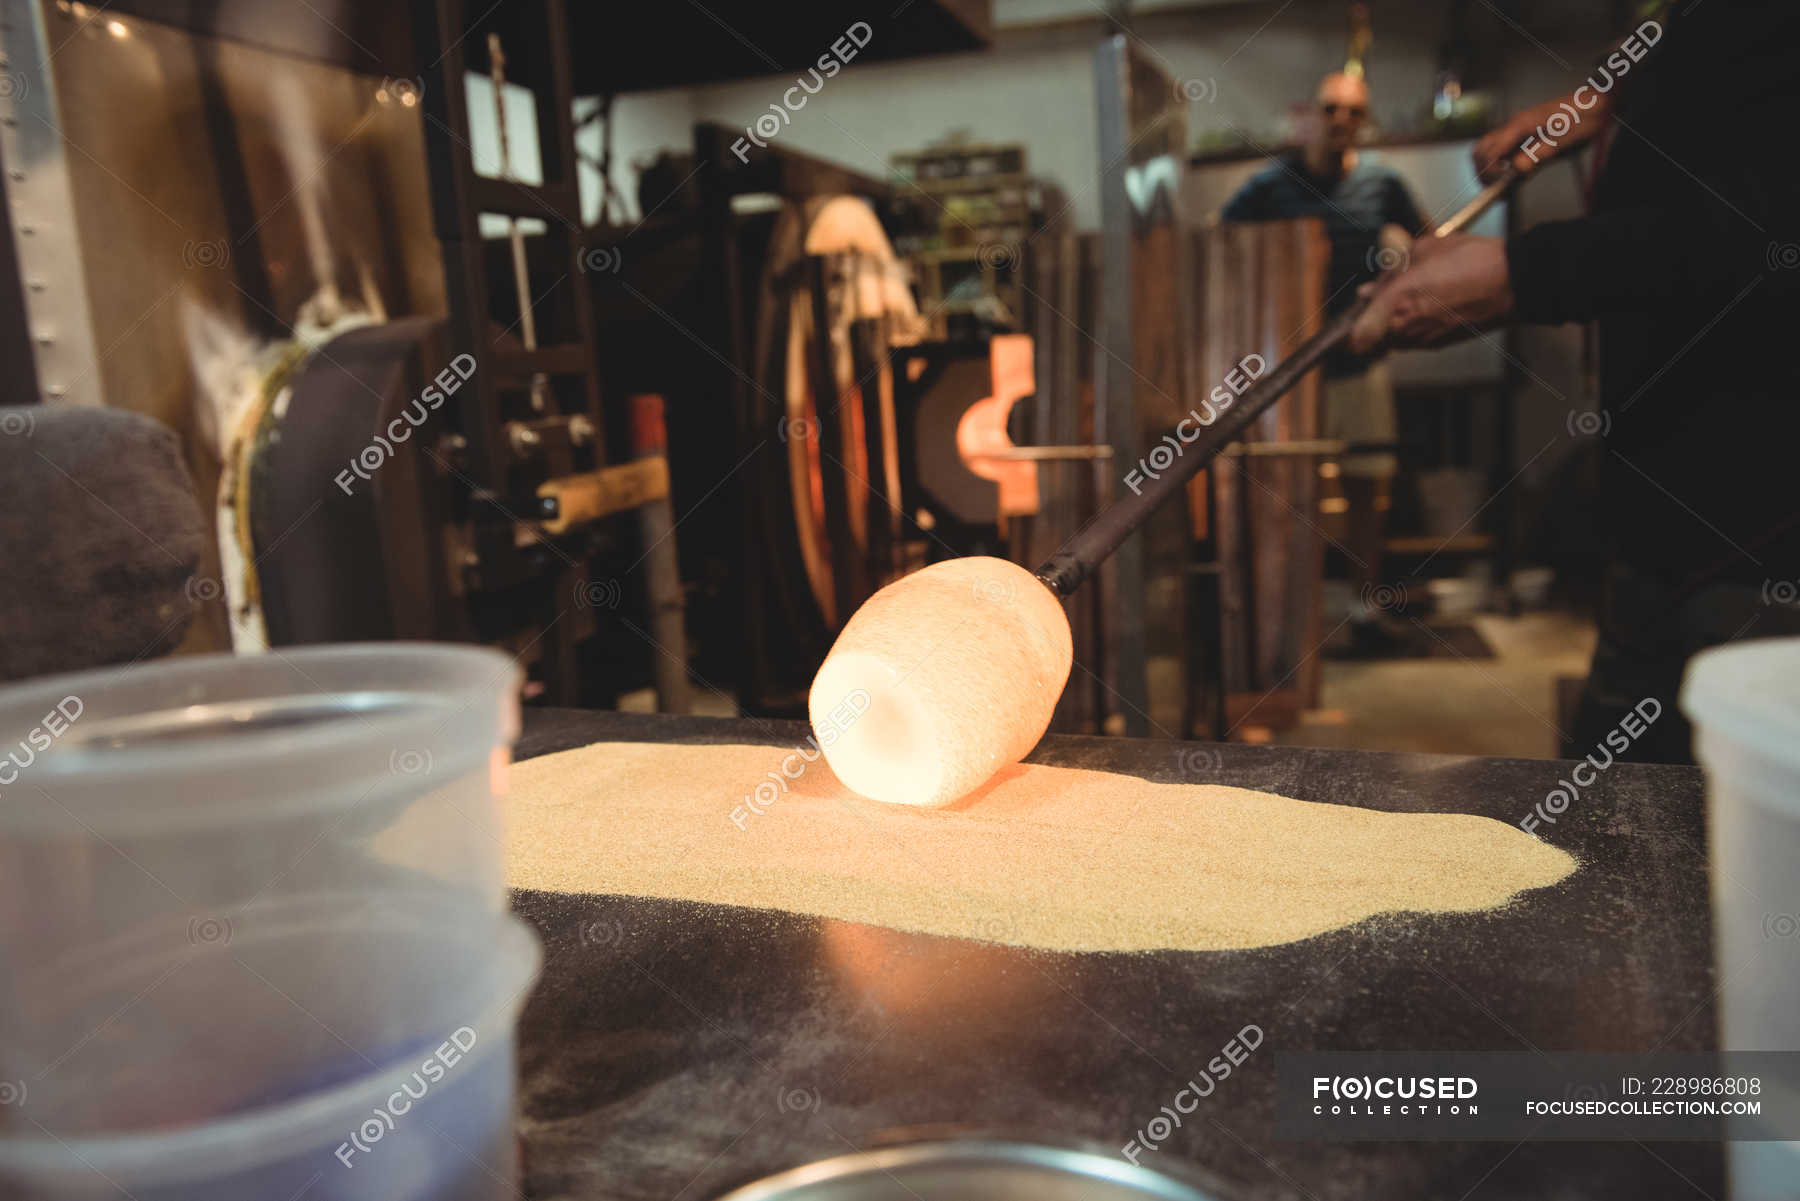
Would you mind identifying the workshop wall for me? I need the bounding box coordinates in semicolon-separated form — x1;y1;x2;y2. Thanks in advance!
579;0;1624;576
584;2;1622;229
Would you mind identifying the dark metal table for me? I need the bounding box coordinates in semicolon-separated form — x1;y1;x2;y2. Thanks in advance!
511;710;1720;1200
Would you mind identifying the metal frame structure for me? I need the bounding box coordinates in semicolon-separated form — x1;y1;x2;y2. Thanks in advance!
0;0;105;408
410;0;650;706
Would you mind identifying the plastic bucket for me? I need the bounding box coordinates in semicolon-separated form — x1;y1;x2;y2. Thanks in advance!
1680;638;1800;1200
0;644;520;985
0;898;541;1200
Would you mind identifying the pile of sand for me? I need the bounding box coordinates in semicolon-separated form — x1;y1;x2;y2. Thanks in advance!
504;741;1576;953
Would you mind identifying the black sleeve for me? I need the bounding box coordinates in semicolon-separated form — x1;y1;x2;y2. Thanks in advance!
1507;207;1739;324
1506;1;1800;323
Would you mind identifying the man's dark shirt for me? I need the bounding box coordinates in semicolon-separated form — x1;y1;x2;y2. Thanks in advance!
1223;152;1423;378
1506;0;1800;587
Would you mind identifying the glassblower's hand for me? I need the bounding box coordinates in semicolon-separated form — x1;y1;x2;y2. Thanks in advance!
1473;89;1612;181
1347;233;1515;354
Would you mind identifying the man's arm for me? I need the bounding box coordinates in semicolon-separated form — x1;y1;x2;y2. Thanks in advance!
1506;0;1799;322
1353;2;1800;349
1348;234;1513;353
1473;91;1611;182
1507;204;1773;327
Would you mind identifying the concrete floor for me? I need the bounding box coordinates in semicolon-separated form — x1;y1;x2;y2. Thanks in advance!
1273;610;1597;760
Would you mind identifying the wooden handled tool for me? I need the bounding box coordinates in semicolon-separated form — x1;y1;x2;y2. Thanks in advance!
1035;164;1518;597
535;459;669;536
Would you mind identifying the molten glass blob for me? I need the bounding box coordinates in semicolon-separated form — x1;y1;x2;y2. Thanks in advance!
807;557;1073;807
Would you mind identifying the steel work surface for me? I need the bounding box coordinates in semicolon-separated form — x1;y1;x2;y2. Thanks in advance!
510;710;1720;1200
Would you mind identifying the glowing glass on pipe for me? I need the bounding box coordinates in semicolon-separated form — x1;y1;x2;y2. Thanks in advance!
808;557;1071;809
812;167;1519;807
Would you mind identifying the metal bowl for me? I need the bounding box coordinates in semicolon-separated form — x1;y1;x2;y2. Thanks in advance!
712;1139;1223;1200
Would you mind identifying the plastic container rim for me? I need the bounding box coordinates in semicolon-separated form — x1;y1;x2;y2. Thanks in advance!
1681;638;1800;791
0;642;520;831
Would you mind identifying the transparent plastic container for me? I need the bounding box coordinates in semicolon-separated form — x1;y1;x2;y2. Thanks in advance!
0;897;541;1200
1681;638;1800;1201
0;643;520;985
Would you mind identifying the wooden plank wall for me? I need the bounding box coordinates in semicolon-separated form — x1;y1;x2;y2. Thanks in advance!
1021;233;1104;734
1026;217;1328;739
1132;207;1196;741
1192;217;1330;730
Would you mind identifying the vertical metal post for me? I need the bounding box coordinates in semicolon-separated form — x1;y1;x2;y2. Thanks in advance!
0;0;103;406
631;393;690;714
1092;35;1149;735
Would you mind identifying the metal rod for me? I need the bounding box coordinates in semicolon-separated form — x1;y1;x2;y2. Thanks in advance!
1434;170;1514;238
1220;439;1351;458
969;444;1116;462
1034;164;1517;597
488;32;551;415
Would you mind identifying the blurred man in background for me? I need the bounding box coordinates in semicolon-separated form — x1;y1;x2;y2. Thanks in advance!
1223;71;1425;656
1349;2;1800;762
